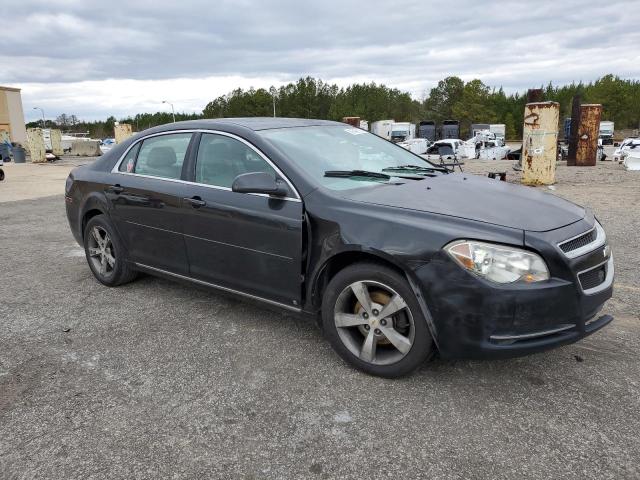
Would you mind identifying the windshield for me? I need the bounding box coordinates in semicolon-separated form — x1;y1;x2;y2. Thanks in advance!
259;126;438;190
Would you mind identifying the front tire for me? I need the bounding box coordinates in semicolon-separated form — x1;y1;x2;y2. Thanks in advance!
83;214;137;287
321;262;435;377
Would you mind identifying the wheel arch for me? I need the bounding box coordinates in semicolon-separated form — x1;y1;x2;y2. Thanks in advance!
79;193;111;240
308;247;440;350
309;247;413;308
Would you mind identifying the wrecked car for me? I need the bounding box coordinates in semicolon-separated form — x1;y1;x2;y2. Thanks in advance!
613;138;640;163
65;119;614;377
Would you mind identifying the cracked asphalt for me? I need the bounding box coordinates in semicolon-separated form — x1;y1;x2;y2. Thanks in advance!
0;160;639;479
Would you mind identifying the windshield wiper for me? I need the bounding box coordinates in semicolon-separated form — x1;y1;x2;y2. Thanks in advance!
382;164;448;173
324;170;391;180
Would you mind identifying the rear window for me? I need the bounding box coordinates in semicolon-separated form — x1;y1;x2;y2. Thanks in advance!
118;143;140;173
131;133;192;180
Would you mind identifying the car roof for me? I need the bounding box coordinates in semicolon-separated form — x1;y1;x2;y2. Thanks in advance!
145;117;344;133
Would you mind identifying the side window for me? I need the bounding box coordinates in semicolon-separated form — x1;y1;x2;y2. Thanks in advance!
133;133;192;180
195;133;276;188
118;143;140;172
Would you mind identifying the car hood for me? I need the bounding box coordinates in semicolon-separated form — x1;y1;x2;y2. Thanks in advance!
342;173;585;232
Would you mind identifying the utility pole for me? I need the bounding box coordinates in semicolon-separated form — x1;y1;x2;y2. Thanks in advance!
162;100;176;123
33;107;46;128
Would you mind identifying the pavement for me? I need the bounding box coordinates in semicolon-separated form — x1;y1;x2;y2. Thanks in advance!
0;156;639;479
0;158;95;203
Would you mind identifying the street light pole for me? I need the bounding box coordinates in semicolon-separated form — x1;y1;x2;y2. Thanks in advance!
269;87;277;118
33;107;46;128
162;100;176;123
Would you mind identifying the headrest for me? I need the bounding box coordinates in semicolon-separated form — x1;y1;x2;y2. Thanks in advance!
147;146;176;168
201;141;231;159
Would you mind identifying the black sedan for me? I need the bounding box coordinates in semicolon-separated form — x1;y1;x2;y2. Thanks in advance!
65;118;614;377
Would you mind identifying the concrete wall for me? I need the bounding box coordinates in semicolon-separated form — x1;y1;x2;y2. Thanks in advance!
522;102;559;186
26;128;46;163
70;140;101;156
50;129;63;156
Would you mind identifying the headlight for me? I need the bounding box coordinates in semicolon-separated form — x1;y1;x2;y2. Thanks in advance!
445;240;549;284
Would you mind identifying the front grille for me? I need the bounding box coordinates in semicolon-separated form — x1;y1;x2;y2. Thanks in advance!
560;229;596;253
579;264;607;290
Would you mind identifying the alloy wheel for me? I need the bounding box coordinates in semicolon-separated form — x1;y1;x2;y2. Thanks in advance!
87;226;115;277
333;280;415;365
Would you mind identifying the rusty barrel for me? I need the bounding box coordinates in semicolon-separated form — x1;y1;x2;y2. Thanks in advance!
575;104;602;166
521;101;559;186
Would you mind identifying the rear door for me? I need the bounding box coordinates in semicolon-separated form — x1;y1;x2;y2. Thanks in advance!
108;132;194;274
181;132;303;308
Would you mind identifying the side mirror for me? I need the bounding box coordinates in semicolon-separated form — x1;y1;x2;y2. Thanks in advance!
232;171;288;197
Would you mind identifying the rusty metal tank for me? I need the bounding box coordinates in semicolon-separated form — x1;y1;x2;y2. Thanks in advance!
575;104;602;167
522;102;560;186
342;117;360;128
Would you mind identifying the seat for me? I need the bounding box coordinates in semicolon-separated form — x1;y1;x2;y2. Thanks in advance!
144;146;180;178
197;141;242;187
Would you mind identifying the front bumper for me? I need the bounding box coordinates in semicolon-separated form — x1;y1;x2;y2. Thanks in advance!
414;222;614;360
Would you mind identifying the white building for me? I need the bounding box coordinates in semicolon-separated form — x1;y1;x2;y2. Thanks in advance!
0;86;27;145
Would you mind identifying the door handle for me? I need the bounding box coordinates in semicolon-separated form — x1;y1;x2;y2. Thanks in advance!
107;185;124;194
184;196;206;208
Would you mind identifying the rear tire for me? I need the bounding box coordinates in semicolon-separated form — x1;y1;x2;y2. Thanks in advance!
321;262;434;378
83;214;137;287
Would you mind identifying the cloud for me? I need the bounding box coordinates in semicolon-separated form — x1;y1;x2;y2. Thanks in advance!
4;0;639;120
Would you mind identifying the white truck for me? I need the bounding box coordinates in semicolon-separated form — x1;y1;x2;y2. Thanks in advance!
370;120;394;140
390;122;416;143
599;121;614;145
489;124;506;142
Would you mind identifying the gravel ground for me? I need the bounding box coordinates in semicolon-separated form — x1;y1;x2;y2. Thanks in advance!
0;158;639;479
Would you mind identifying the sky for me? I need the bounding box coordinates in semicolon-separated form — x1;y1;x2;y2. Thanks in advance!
4;0;639;122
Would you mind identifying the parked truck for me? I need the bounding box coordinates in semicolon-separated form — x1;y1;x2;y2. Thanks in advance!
489;124;506;141
390;122;415;143
440;120;460;140
599;121;614;145
417;121;437;142
471;123;490;137
471;123;505;141
370;120;394;140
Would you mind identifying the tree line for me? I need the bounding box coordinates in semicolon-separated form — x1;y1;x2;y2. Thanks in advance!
27;74;639;140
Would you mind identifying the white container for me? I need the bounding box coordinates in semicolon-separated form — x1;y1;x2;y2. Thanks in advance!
370;120;394;140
